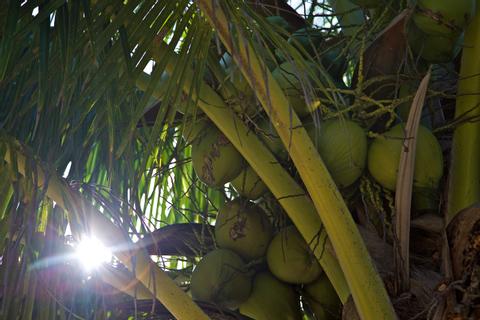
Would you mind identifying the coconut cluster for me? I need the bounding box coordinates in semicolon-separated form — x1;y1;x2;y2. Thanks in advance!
190;202;342;319
409;0;475;63
169;0;457;317
183;14;366;320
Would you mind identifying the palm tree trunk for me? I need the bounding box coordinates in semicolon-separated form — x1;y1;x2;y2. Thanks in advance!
194;1;396;319
447;6;480;222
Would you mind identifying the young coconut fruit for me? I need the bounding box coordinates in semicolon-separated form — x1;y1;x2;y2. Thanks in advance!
239;271;302;320
368;124;443;209
257;117;288;161
181;117;210;144
412;0;475;36
220;52;251;95
288;27;324;57
231;166;268;200
320;39;348;82
304;273;342;320
267;225;322;284
350;0;383;8
190;248;252;309
407;21;462;63
215;199;273;260
306;119;367;188
219;53;259;117
266;15;293;33
191;124;245;187
272;61;321;117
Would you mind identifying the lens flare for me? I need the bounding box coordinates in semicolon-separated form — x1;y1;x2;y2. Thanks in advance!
76;237;112;271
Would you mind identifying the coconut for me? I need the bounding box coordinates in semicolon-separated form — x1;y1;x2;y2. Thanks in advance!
220;52;251;94
181;117;210;144
239;272;302;320
320;40;348;82
267;225;322;284
367;124;443;192
191;124;245;187
306;119;367;188
190;249;252;309
215;199;273;260
272;61;320;117
350;0;383;8
304;273;341;320
266;15;293;32
288;27;323;57
257;117;288;160
412;0;475;36
407;21;462;63
219;53;259;117
231;166;268;200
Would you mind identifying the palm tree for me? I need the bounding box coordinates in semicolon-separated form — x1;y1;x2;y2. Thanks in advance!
0;0;478;319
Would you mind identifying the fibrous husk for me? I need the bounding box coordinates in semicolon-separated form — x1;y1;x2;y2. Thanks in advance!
341;225;443;319
266;225;322;284
215;199;273;261
239;271;302;320
190;249;252;309
445;205;480;317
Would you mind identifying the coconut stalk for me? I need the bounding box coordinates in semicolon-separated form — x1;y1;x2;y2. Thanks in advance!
142;46;350;301
2;143;210;320
194;1;396;319
447;5;480;222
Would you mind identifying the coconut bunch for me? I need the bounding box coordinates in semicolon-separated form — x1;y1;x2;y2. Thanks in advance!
408;0;475;63
188;197;342;319
180;10;447;319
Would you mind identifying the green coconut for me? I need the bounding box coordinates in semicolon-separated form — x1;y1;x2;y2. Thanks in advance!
407;21;462;63
350;0;384;8
412;0;475;36
288;27;323;57
267;225;322;284
368;124;443;192
191;124;245;187
272;61;320;117
306;119;367;188
215;199;273;260
320;41;348;82
219;53;259;116
257;117;288;160
304;273;341;320
239;272;302;320
231;166;268;200
181;117;210;144
220;52;251;94
266;15;293;32
190;249;252;309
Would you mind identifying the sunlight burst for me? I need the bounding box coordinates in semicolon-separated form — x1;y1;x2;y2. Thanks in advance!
75;237;112;271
